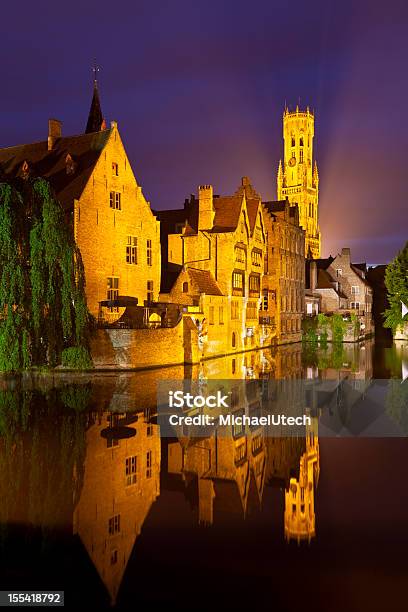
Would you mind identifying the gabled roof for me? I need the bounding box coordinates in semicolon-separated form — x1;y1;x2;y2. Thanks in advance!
187;268;223;296
212;195;243;232
246;198;261;233
316;269;334;289
0;129;111;211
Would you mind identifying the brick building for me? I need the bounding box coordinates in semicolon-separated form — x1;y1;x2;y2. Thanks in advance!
262;199;305;344
156;177;268;357
0;80;161;322
305;248;374;336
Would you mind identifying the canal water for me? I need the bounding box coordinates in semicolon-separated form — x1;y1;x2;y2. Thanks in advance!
0;338;407;611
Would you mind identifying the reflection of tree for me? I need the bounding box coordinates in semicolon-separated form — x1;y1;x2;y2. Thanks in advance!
0;384;88;555
386;380;408;434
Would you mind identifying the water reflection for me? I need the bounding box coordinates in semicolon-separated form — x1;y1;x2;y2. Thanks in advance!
0;338;406;607
73;413;160;606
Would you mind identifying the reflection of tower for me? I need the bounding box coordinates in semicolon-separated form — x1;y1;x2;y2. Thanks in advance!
277;106;321;258
284;411;319;543
73;413;160;606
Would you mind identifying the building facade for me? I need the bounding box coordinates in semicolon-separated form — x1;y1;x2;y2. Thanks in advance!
0;82;161;322
305;248;374;338
157;177;269;357
262;199;305;344
277;106;321;259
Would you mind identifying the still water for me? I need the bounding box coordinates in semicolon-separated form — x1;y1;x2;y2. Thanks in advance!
0;339;407;611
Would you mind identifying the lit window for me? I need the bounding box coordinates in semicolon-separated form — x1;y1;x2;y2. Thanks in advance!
147;280;154;302
262;290;268;311
146;451;152;478
126;236;137;264
112;162;119;176
249;274;260;295
107;277;119;313
351;286;360;295
125;456;137;486
235;246;246;264
232;271;244;293
109;191;121;210
110;550;118;565
336;269;342;277
108;514;121;535
246;302;257;320
219;306;224;325
146;239;152;266
251;250;262;267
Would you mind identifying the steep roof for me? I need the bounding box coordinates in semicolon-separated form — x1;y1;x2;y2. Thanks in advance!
0;129;111;210
212;195;243;232
246;198;261;233
187;268;223;296
85;81;105;134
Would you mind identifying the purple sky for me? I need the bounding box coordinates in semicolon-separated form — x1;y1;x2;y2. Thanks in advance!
1;0;406;263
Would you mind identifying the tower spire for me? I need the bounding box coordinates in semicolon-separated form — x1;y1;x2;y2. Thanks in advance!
85;61;106;134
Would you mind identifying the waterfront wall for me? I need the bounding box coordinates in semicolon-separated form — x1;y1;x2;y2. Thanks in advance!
91;317;200;369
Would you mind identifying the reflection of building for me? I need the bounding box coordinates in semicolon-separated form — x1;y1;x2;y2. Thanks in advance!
277;106;320;259
284;413;319;543
73;413;160;605
167;382;266;524
0;80;161;321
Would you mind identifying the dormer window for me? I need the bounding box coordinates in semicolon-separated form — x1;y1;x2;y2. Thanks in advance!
65;153;75;175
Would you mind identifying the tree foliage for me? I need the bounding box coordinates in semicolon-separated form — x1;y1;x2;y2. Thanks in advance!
384;241;408;333
0;177;92;371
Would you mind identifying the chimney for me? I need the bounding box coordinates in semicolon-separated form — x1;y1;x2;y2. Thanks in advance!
198;185;214;230
310;260;317;291
341;247;351;261
48;119;62;150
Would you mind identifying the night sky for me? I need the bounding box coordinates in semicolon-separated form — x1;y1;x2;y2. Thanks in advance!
1;0;407;263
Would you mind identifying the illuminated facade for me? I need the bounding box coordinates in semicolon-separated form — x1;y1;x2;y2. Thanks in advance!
277;106;321;259
262;199;305;344
0;82;161;321
157;177;268;357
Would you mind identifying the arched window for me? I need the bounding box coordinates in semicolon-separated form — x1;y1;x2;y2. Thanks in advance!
182;281;188;293
232;332;236;348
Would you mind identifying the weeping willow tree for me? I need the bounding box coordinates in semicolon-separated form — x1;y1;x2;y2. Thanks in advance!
0;177;92;370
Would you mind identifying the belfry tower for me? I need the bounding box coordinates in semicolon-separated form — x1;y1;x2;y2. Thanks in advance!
277;106;321;258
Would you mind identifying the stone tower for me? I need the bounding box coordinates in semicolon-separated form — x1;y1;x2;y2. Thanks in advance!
277;106;321;258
